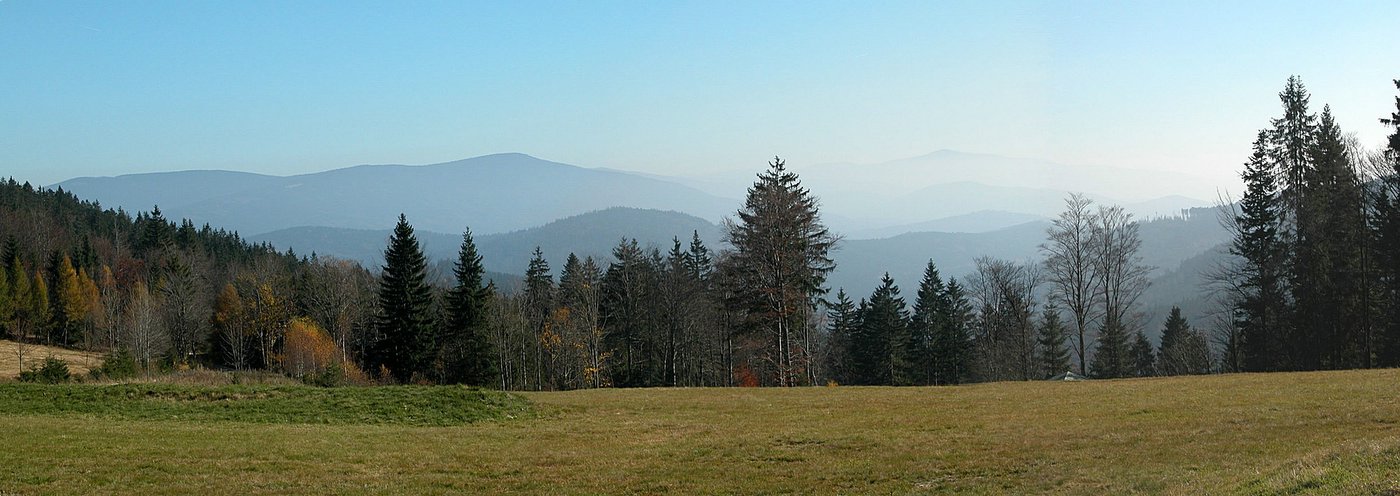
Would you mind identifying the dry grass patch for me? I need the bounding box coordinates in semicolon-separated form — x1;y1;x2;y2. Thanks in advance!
0;339;103;379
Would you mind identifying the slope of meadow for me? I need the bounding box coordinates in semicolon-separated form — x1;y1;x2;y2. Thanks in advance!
0;339;103;379
3;370;1399;494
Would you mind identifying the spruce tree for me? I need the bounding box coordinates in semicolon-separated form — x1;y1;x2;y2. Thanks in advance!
1272;75;1318;226
933;278;973;385
1234;131;1288;372
442;228;497;386
1159;307;1209;376
140;205;174;253
823;289;858;385
1035;304;1071;379
372;214;437;383
721;157;838;386
601;238;660;387
906;260;944;386
0;262;10;339
1090;319;1131;379
852;274;905;385
684;230;713;281
1130;330;1156;377
1379;79;1400;366
1157;306;1189;360
523;246;555;389
1309;106;1367;368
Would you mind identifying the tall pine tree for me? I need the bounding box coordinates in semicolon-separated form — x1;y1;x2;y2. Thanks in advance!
442;228;497;386
523;246;555;390
1130;330;1156;377
1234;131;1288;372
823;289;858;385
1297;106;1367;368
905;260;944;386
1035;304;1071;379
932;278;973;385
1090;319;1131;379
851;274;905;385
722;157;838;386
1379;79;1400;366
372;214;437;383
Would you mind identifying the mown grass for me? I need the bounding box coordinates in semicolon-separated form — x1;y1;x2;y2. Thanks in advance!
0;383;531;426
3;370;1400;494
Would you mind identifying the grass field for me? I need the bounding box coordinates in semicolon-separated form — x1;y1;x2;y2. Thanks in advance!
3;370;1400;494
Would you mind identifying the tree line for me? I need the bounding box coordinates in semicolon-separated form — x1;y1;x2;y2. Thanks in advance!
1220;76;1400;373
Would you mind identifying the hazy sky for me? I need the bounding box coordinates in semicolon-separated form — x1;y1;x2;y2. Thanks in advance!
2;0;1397;190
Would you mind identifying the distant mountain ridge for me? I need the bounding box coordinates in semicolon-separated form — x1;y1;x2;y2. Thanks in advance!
57;153;737;237
252;207;724;275
56;150;1213;240
663;150;1212;231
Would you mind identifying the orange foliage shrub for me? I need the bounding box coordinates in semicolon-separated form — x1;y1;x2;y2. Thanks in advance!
736;365;760;387
280;317;341;378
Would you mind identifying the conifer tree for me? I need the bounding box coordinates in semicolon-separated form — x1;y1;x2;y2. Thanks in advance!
1130;330;1156;377
722;157;838;386
1273;75;1318;226
932;278;973;385
1303;106;1367;368
1234;131;1288;371
372;214;437;383
1090;319;1130;379
1379;79;1400;366
685;230;712;280
140;205;174;253
6;258;32;341
905;260;944;385
28;272;50;343
523;246;555;389
1158;306;1189;363
1158;307;1210;375
1035;304;1071;379
823;289;858;385
442;228;497;386
52;256;89;347
852;274;905;385
0;262;10;339
601;238;659;387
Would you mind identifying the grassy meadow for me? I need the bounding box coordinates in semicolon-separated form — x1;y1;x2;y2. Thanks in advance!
3;370;1400;494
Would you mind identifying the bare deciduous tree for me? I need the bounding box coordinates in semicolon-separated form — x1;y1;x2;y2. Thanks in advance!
1041;193;1101;375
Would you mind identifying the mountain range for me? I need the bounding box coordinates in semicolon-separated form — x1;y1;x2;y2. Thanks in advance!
57;153;735;237
56;150;1211;238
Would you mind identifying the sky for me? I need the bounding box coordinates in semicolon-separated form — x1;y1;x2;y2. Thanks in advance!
1;0;1397;191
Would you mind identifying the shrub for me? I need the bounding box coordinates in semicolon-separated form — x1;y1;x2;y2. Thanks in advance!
282;317;338;378
282;317;369;386
91;349;139;380
19;356;72;383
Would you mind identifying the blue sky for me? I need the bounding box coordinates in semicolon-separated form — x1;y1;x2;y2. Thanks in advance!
1;0;1397;189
